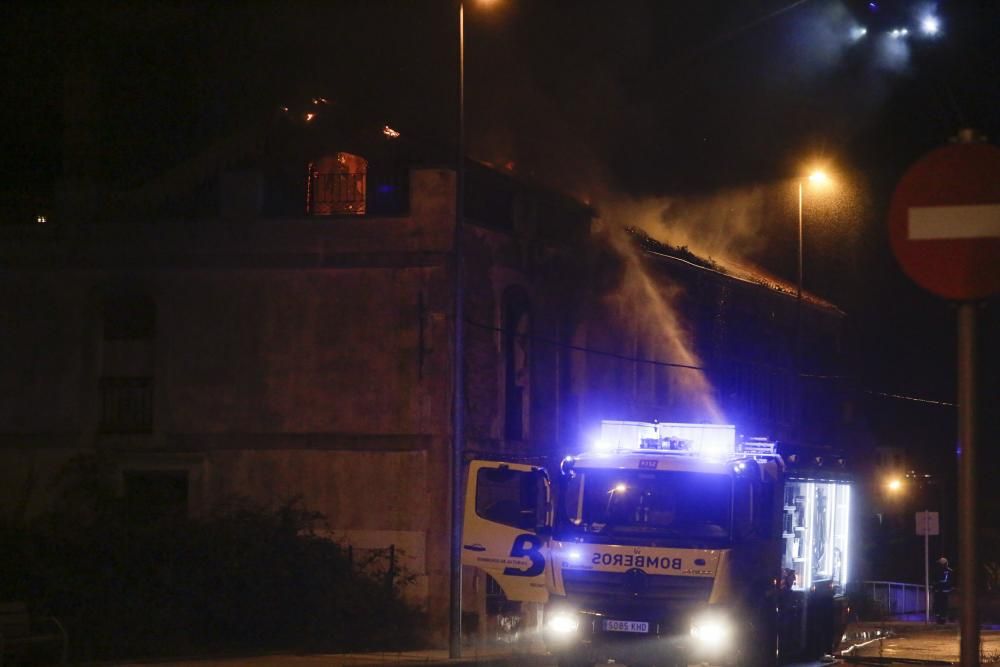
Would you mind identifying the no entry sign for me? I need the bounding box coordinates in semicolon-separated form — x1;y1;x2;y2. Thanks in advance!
889;141;1000;300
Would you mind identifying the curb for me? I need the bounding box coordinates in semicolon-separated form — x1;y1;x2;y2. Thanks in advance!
329;653;552;666
107;650;554;667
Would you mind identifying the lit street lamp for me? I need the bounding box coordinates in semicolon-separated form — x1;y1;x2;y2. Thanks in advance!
794;167;833;441
885;476;904;494
797;169;831;304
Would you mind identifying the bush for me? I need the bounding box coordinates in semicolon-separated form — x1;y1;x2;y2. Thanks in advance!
1;457;424;661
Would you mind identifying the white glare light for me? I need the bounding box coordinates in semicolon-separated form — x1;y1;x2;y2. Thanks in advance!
702;443;725;460
567;549;582;563
921;16;939;35
547;612;580;635
593;438;612;452
850;26;868;40
690;613;732;646
890;27;909;39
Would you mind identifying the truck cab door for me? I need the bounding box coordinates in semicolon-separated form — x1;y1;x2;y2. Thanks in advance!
462;460;550;603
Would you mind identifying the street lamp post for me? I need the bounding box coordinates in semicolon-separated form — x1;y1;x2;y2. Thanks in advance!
452;4;500;656
795;169;829;442
449;1;466;658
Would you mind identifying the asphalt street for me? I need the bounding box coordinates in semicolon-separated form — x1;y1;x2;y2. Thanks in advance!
112;622;1000;667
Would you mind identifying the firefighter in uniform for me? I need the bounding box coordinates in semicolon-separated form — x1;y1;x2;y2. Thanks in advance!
932;556;953;624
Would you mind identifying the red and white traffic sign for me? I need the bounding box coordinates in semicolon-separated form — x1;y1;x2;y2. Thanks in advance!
889;141;1000;300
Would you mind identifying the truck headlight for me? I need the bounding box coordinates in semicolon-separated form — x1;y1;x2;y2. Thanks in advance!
690;611;732;647
547;611;580;635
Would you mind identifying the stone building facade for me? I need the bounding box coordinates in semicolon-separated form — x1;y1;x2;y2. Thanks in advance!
0;128;848;643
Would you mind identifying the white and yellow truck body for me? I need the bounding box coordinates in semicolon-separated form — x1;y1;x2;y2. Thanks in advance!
462;421;852;666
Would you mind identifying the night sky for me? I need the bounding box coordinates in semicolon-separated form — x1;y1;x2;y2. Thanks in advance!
2;0;998;471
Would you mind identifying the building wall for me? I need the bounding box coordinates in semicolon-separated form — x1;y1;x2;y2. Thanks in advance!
0;167;462;641
0;162;849;647
535;247;846;458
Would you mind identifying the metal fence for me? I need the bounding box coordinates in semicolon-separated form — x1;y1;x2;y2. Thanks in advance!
864;580;928;616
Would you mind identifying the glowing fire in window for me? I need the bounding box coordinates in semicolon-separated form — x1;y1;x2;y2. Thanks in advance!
307;152;367;216
382;125;401;139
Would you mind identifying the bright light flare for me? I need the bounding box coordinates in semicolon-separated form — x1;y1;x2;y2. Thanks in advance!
889;27;909;39
807;169;831;186
382;124;401;139
920;15;939;35
690;612;732;647
699;442;729;461
613;483;627;493
886;477;904;493
850;26;868;40
547;611;580;635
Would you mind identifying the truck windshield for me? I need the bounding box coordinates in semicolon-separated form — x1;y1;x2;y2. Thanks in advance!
555;468;732;544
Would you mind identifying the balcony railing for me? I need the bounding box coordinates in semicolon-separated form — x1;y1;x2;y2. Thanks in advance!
312;171;366;215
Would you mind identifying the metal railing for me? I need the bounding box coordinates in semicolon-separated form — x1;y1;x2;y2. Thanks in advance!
312;171;366;215
864;580;927;616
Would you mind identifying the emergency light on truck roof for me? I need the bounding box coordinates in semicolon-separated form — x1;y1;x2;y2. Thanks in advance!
597;421;737;459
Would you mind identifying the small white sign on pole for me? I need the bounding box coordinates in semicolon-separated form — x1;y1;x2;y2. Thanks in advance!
917;510;940;623
916;511;940;536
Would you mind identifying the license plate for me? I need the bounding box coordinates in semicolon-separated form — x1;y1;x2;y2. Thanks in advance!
603;619;649;633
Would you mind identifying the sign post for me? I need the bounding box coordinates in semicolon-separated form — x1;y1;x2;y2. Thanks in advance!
889;131;1000;667
916;511;940;623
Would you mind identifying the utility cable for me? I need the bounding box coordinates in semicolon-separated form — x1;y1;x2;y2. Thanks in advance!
464;318;956;409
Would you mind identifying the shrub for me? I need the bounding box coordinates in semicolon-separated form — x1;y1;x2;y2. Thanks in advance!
2;458;424;661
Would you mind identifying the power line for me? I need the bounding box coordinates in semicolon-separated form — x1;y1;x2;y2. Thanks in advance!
865;390;956;408
465;318;705;371
465;318;957;408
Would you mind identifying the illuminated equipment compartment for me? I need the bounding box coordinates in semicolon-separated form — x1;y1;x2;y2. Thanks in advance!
781;478;851;591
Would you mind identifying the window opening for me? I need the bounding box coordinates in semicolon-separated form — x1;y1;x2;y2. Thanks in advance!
308;152;367;215
502;287;531;441
476;467;539;531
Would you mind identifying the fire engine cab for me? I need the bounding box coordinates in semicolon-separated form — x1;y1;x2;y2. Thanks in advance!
462;421;853;666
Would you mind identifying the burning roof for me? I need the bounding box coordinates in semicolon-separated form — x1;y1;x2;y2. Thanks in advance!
626;227;842;313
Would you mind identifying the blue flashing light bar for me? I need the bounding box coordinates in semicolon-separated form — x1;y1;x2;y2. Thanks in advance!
598;421;736;459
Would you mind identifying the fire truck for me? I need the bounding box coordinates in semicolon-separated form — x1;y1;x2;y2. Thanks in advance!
462;421;853;666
